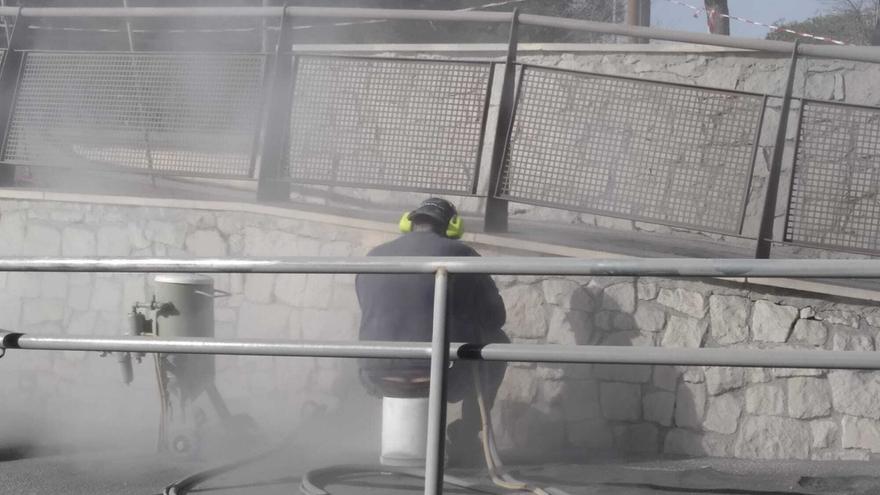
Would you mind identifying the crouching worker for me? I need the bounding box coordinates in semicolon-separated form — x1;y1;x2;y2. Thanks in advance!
356;198;509;467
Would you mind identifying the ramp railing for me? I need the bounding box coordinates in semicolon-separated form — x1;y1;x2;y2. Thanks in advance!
0;6;879;256
3;256;880;494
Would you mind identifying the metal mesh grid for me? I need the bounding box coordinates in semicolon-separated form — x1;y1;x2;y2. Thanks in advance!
3;52;266;178
286;56;491;194
786;101;880;253
498;66;764;234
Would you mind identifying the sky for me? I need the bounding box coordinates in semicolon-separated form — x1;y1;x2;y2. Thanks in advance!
651;0;829;38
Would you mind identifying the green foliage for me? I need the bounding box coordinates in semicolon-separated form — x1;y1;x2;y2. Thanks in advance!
767;11;875;45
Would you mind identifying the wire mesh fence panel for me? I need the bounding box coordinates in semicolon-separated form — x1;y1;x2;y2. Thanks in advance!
498;66;764;234
2;52;266;178
286;56;491;194
786;101;880;254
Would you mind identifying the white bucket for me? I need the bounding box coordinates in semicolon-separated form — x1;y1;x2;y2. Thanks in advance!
380;396;429;467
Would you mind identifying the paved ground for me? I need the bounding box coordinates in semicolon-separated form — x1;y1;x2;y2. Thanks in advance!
5;445;880;495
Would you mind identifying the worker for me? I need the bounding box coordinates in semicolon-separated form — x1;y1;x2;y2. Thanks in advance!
356;197;508;466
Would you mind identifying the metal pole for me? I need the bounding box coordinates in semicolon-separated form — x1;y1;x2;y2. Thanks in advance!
755;41;800;259
122;0;157;188
0;7;874;63
638;0;650;29
518;13;880;64
0;7;508;21
0;7;27;187
4;256;880;277
1;0;9;47
424;269;449;495
0;331;433;359
626;0;638;27
483;9;519;233
8;331;880;370
467;343;880;369
626;0;647;43
261;0;270;53
256;4;293;202
122;0;134;49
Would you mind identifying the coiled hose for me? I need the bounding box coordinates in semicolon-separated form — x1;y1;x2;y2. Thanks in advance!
162;366;573;495
161;433;290;495
471;365;572;495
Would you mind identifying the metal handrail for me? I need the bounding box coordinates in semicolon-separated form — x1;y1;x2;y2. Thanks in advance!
4;332;880;370
2;256;880;494
2;256;880;277
0;6;876;64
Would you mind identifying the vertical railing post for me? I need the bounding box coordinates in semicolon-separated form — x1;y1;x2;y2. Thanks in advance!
0;8;27;186
256;4;294;202
755;40;800;259
424;269;449;495
626;0;650;43
483;9;520;233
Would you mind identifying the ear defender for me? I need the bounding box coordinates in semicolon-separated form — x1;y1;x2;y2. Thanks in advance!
445;215;464;239
399;212;414;233
398;210;464;239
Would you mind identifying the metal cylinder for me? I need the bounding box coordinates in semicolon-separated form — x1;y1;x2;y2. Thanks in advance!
154;274;215;400
381;397;429;467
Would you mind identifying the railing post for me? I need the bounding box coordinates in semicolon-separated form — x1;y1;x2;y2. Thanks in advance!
755;40;800;258
483;9;520;233
424;269;449;495
0;9;27;186
256;5;294;202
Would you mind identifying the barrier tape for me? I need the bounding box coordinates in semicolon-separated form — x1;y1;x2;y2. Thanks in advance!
662;0;848;45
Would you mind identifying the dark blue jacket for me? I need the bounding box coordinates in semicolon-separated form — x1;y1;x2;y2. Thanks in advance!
356;231;507;372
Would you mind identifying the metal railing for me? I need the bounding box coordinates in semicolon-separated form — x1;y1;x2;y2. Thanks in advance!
786;99;880;255
498;65;765;235
285;55;493;194
4;256;880;494
2;52;266;178
0;6;878;258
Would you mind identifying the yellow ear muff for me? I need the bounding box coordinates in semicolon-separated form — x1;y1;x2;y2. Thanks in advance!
399;212;414;233
400;211;463;238
446;215;464;239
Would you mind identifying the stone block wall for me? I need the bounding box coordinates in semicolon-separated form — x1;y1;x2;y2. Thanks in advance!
3;194;880;461
0;198;397;449
491;273;880;461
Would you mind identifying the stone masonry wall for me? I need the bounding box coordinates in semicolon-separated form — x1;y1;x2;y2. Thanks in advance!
2;195;880;461
489;272;880;461
0;198;395;449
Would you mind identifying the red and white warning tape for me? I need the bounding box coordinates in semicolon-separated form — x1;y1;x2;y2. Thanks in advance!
662;0;848;45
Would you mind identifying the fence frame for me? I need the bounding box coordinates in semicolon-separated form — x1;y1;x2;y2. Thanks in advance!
283;54;496;196
257;5;294;201
783;97;880;256
0;48;270;180
0;6;877;257
0;8;25;187
3;256;880;494
494;62;769;237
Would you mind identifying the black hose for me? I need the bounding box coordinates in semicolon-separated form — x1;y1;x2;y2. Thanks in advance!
161;433;292;495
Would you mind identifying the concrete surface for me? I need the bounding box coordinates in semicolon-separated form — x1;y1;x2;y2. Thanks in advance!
5;448;880;494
